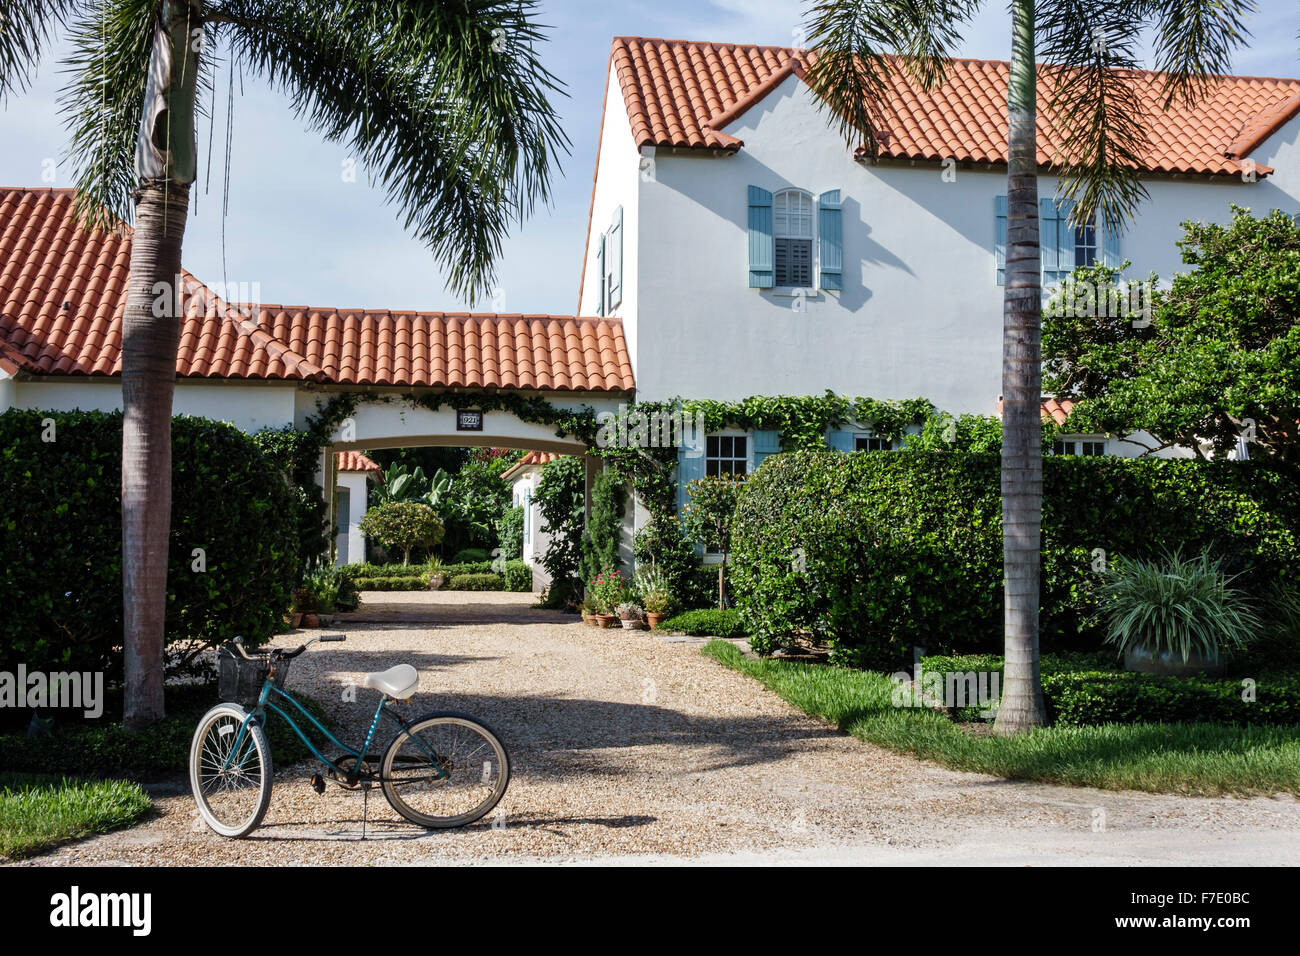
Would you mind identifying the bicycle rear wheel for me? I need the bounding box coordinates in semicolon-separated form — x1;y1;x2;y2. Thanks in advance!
381;712;510;829
189;703;273;838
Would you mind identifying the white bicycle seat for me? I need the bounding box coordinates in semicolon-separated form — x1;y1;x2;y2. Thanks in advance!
362;664;418;699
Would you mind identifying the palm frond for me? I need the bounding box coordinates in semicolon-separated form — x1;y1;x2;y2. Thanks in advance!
205;0;569;303
0;0;77;101
803;0;983;157
1038;0;1151;232
57;0;160;228
1143;0;1254;108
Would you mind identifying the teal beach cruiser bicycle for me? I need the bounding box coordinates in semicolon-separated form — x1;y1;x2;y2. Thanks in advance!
189;635;510;837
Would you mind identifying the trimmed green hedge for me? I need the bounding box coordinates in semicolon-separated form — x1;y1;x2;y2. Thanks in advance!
660;608;746;637
349;576;427;591
732;451;1300;667
502;562;533;592
0;409;299;678
448;573;505;591
343;559;531;592
917;653;1300;726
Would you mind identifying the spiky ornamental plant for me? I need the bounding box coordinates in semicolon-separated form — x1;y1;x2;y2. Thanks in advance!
1;0;568;728
803;0;1253;733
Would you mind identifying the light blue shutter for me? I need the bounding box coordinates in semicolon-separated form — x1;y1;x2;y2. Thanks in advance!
1057;198;1076;281
826;430;854;452
818;190;842;290
1039;198;1060;285
748;186;774;288
752;430;781;469
608;206;623;308
1103;219;1121;268
595;234;606;316
995;195;1007;285
677;446;706;554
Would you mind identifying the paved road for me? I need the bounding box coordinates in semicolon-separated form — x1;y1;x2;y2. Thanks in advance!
19;591;1300;866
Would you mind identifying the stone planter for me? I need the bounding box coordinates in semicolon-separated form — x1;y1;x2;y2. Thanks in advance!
1124;646;1224;678
426;574;445;590
646;613;666;630
620;617;643;630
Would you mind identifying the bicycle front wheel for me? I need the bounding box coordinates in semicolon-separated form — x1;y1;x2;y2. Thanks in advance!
381;712;510;829
189;703;273;838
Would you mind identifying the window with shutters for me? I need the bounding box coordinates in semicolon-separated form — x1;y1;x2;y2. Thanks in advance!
854;435;894;452
1074;217;1098;268
773;189;814;288
705;434;749;477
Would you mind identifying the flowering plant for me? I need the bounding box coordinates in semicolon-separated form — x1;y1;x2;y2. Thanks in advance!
588;566;627;614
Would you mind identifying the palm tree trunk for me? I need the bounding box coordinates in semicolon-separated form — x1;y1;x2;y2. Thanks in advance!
994;0;1048;734
122;181;190;730
121;0;201;730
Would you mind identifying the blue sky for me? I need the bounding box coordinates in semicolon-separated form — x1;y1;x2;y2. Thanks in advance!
1;0;1296;315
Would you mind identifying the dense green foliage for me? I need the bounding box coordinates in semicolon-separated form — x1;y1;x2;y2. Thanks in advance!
681;475;743;608
447;573;505;591
731;450;1300;667
347;576;429;591
0;410;299;678
440;453;517;556
0;774;152;860
1044;208;1300;461
704;640;1300;796
660;608;746;638
580;468;624;592
919;652;1300;727
359;501;444;565
533;456;586;607
496;505;525;561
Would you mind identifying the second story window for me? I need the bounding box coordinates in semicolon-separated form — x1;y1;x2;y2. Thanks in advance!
773;189;813;288
1074;217;1097;268
1053;438;1106;456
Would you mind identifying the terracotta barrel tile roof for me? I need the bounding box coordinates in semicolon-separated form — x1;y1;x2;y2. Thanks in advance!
996;396;1078;426
336;451;381;472
500;450;561;481
0;187;634;393
611;36;1300;176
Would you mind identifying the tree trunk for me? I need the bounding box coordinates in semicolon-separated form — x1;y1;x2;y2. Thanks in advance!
993;0;1048;735
121;1;201;730
122;182;190;730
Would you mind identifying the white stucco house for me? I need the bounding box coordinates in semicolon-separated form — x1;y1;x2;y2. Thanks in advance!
2;35;1299;572
500;451;564;587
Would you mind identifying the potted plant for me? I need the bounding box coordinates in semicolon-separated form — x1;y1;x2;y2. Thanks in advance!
1097;548;1259;677
617;601;644;630
589;567;626;628
635;566;675;629
424;556;446;590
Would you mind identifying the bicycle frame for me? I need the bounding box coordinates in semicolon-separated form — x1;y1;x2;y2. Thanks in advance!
220;675;448;783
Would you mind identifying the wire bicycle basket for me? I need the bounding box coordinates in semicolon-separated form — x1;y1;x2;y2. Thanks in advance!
217;644;291;709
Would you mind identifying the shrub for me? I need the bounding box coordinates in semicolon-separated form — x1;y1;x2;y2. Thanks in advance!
1097;548;1260;662
534;456;585;608
0;409;299;679
501;561;533;592
453;548;491;563
660;608;746;637
448;573;505;591
681;474;743;608
349;576;427;591
915;653;1300;726
360;501;444;566
588;566;628;614
496;506;525;562
580;468;624;593
731;451;1300;668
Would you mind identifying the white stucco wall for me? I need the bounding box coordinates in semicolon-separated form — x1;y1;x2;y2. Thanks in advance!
1;377;298;431
508;467;551;589
335;470;369;567
578;62;642;373
624;73;1300;415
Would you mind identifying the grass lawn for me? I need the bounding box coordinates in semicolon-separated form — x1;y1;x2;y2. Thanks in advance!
0;773;152;860
703;640;1300;796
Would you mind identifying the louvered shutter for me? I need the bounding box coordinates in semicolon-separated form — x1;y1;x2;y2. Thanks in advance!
752;430;781;468
818;190;842;290
595;233;606;316
995;195;1007;285
748;186;774;288
608;206;623;308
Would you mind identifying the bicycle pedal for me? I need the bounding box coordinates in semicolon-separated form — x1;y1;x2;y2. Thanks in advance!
310;773;326;794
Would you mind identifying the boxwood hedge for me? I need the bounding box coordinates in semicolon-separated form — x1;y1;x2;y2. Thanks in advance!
731;451;1300;667
0;409;300;679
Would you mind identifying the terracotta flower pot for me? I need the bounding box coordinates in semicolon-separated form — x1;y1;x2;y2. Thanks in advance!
594;614;616;628
302;612;320;628
646;613;665;629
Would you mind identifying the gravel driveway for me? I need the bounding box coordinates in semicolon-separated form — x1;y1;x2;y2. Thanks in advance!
20;591;1300;866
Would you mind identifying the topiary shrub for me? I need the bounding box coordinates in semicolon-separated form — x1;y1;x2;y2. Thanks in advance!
502;561;533;592
659;608;746;637
447;572;505;591
731;450;1300;668
0;409;300;679
360;501;444;565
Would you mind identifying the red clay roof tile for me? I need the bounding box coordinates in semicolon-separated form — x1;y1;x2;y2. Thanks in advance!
336;451;381;472
0;188;634;392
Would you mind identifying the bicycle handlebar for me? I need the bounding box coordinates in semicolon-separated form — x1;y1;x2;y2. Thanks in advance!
231;634;346;660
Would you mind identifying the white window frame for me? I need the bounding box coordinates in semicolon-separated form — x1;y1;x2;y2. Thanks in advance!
1052;436;1107;457
772;188;815;293
701;430;751;562
853;432;895;452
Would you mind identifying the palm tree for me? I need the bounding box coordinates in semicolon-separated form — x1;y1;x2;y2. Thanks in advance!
804;0;1251;733
1;1;567;728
